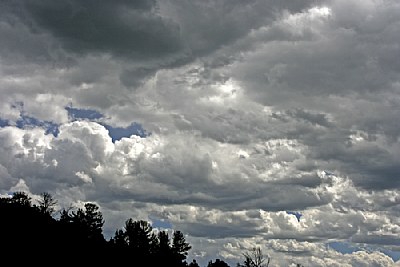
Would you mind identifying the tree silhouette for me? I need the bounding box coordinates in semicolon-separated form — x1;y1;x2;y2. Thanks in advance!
208;258;231;267
109;218;193;266
0;191;59;263
37;192;57;215
124;219;156;253
156;230;171;255
0;192;200;266
188;259;201;267
58;202;106;254
111;228;127;247
75;202;105;242
10;191;31;206
237;247;270;267
172;230;192;264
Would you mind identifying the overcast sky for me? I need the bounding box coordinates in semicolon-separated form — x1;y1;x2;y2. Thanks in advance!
1;0;400;266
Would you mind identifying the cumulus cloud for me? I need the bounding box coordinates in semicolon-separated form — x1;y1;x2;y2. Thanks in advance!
1;0;400;266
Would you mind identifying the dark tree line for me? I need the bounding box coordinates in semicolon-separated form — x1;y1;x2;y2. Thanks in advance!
0;191;222;266
0;191;283;266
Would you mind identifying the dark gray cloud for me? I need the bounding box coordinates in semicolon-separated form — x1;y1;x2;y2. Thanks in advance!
120;67;158;88
1;0;316;63
20;0;182;59
0;0;317;96
159;0;312;55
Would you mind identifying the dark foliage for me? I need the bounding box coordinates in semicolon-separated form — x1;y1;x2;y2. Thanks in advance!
108;218;192;266
237;247;270;267
0;191;108;265
0;191;201;266
208;259;231;267
189;259;201;267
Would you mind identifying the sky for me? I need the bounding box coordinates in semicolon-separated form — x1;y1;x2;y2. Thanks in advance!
0;0;400;266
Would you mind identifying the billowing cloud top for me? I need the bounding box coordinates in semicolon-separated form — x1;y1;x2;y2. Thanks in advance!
1;0;400;266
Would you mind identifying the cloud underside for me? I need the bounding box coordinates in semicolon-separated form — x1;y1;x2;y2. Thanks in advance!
1;0;400;266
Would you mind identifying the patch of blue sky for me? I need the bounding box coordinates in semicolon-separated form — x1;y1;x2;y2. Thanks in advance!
286;211;302;222
150;217;172;230
0;118;9;127
102;122;150;142
65;106;150;142
327;241;362;254
1;105;149;141
380;248;400;262
66;106;103;121
0;115;59;136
